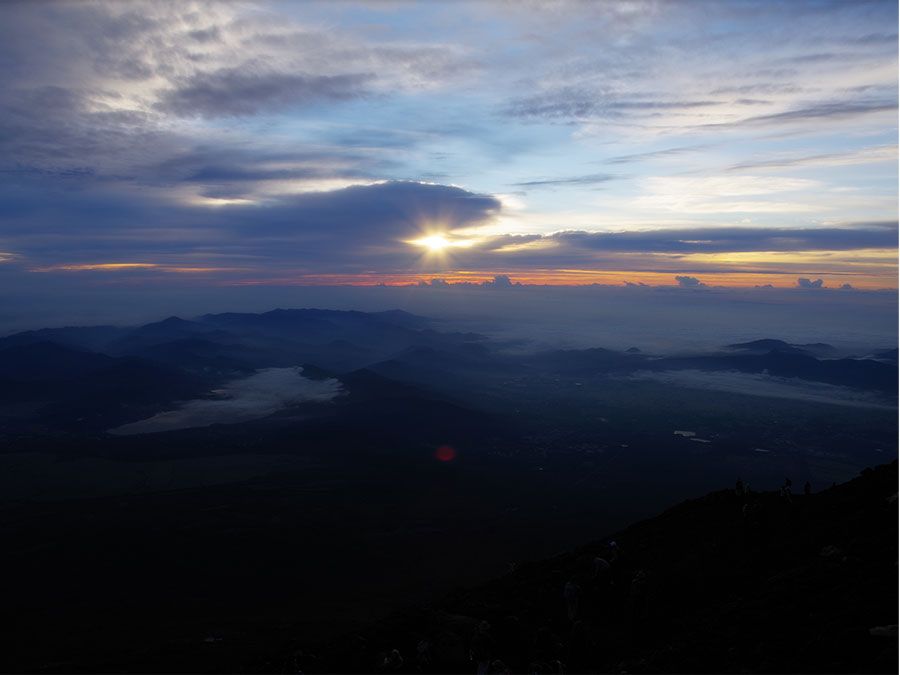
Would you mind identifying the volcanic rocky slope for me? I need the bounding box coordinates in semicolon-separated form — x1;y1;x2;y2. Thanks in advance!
308;462;898;674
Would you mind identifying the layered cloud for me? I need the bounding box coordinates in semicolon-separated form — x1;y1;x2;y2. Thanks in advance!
6;174;893;285
497;0;897;137
157;70;376;119
0;1;472;188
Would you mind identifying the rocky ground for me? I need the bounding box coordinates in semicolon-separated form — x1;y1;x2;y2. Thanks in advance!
301;462;898;674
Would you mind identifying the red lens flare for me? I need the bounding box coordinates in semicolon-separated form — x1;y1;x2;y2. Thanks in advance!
435;445;456;462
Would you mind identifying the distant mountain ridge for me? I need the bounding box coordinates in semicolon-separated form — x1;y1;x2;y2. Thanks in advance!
0;308;476;374
0;313;895;436
726;338;837;357
0;309;490;435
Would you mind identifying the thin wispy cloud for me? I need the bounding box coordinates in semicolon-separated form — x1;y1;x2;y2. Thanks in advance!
724;146;898;173
626;369;896;410
511;174;617;188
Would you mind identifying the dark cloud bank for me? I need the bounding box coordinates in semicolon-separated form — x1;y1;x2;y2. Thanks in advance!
2;174;894;273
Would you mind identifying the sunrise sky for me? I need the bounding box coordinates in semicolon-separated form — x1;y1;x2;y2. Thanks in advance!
1;0;897;296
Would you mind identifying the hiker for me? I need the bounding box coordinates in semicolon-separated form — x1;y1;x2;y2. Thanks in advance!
416;639;432;672
626;570;649;634
804;480;811;496
470;621;494;675
592;556;611;580
781;477;793;503
488;659;511;674
382;649;404;673
609;541;620;564
564;580;581;621
735;478;744;496
609;540;629;589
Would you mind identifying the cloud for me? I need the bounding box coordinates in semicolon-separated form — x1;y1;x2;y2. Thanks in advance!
606;145;710;165
109;367;342;435
0;179;502;270
675;275;706;287
797;278;825;288
0;1;896;293
505;87;720;120
511;173;616;188
731;99;898;128
157;69;375;118
417;275;520;289
0;1;471;185
725;145;898;173
626;369;895;409
229;180;500;239
3;166;895;283
628;174;828;214
492;0;898;142
480;274;519;288
548;223;898;254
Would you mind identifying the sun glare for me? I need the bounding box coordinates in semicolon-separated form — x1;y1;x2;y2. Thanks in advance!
420;235;452;251
410;235;476;252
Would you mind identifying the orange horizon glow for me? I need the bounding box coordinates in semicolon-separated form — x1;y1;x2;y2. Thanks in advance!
30;263;250;274
26;262;898;290
215;269;898;290
32;263;160;271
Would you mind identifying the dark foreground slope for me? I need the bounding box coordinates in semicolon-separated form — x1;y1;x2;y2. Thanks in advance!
309;463;897;674
3;463;895;673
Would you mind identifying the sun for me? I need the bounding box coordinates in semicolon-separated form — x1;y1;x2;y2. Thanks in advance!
417;235;452;251
408;234;477;252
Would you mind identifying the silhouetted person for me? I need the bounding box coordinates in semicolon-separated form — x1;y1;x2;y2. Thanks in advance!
381;649;403;673
804;480;812;496
470;621;494;675
416;639;432;672
286;647;304;674
735;478;744;496
564;580;582;621
627;570;649;637
608;541;620;564
488;659;511;674
609;540;629;590
781;477;793;503
592;556;610;581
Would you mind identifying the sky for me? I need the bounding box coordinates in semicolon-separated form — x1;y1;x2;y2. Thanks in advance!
0;0;897;325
